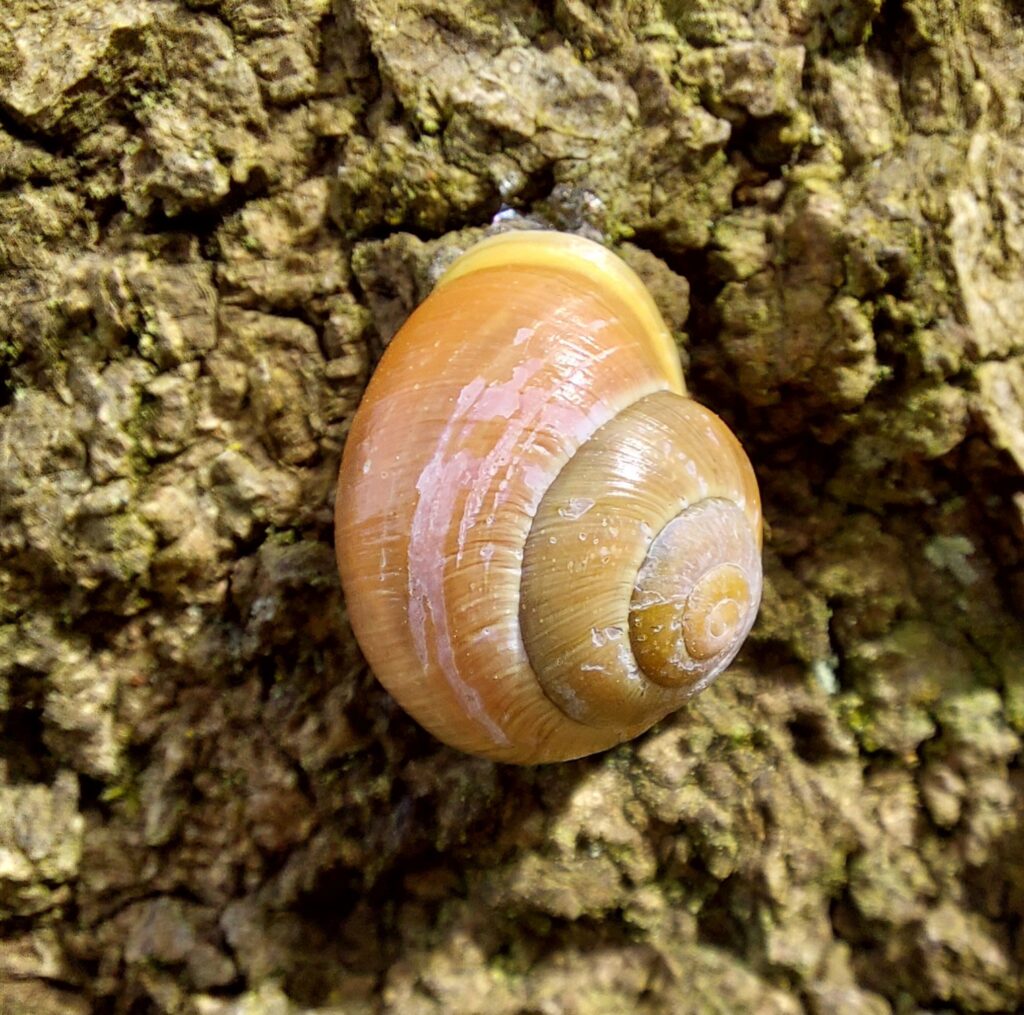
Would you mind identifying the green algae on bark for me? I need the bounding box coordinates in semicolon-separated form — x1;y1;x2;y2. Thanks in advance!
1;0;1023;1013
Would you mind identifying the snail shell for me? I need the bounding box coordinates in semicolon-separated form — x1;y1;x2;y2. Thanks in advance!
335;231;762;764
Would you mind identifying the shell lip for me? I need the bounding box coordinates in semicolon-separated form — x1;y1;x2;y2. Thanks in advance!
436;229;685;396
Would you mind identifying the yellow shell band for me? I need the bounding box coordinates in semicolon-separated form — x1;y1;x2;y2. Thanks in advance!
436;230;686;396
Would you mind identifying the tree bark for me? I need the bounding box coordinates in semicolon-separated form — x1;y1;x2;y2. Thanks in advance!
1;1;1022;1012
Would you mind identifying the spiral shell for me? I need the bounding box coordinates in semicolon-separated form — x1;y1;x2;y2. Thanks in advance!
335;230;762;763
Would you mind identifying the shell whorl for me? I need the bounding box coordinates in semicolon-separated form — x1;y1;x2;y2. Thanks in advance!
520;389;762;731
335;230;762;763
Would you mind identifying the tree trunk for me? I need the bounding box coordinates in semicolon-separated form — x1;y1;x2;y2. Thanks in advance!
1;1;1022;1012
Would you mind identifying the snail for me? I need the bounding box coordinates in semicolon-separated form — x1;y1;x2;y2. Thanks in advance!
335;230;762;764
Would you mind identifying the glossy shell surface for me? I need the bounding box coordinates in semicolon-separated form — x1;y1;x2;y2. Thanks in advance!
335;231;761;763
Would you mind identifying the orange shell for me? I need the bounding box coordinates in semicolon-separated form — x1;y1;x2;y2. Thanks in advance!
335;231;761;763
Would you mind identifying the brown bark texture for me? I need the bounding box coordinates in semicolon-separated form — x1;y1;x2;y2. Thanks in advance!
0;1;1022;1012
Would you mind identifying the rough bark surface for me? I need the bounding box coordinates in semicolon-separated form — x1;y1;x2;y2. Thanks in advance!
1;1;1022;1012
